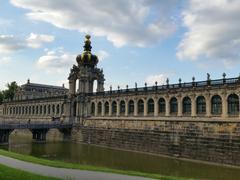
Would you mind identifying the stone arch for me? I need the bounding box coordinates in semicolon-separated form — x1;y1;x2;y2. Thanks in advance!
128;100;134;116
182;96;191;115
227;94;239;115
120;100;126;116
196;96;206;114
158;97;166;115
137;99;144;115
170;97;178;115
112;101;117;116
147;98;154;115
211;95;222;115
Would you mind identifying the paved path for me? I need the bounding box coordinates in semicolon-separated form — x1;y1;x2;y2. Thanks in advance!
0;155;154;180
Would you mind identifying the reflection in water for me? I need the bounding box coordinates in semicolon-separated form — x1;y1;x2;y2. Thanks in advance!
1;136;240;180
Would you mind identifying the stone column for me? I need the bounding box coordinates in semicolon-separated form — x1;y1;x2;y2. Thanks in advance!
109;101;112;116
177;97;182;117
144;99;147;117
69;79;76;95
125;100;129;117
206;95;211;117
191;96;196;117
101;101;105;116
222;93;227;118
154;98;158;117
134;99;138;116
94;102;97;117
116;100;120;117
166;98;170;116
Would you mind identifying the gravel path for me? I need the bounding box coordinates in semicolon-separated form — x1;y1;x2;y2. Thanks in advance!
0;155;154;180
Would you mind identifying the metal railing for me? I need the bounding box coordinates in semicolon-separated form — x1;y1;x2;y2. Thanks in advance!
0;120;73;130
89;77;240;96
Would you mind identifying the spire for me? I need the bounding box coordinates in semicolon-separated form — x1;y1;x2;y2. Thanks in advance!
83;34;92;52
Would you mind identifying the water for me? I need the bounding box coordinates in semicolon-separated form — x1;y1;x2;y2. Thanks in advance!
1;135;240;180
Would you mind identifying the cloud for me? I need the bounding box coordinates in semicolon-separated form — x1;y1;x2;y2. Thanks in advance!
96;50;109;62
0;33;55;54
36;48;75;73
177;0;240;66
0;57;12;65
26;33;55;48
10;0;177;47
145;74;168;85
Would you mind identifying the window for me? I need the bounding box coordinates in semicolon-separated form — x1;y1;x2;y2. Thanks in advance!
104;102;109;115
120;100;125;115
228;94;239;115
138;99;144;114
211;95;222;115
128;100;134;115
147;99;154;114
158;98;165;114
170;97;178;114
97;102;102;116
91;102;95;115
182;97;191;114
196;96;206;114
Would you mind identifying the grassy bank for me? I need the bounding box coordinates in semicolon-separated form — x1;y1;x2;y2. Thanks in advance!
0;149;192;180
0;163;58;180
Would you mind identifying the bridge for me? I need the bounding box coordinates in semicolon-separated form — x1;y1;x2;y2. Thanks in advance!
0;120;73;144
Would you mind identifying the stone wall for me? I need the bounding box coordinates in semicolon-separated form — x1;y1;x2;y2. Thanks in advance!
72;118;240;166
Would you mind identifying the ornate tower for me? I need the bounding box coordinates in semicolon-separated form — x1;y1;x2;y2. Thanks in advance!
65;35;105;122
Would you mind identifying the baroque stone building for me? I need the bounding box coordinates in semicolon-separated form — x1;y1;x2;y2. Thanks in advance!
1;35;240;166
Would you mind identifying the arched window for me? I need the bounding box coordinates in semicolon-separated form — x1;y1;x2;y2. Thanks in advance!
196;96;206;114
97;102;102;116
228;94;239;115
182;96;191;114
36;106;39;115
43;105;47;115
104;102;109;115
25;106;28;115
52;104;55;114
158;98;165;114
91;102;95;115
138;99;144;115
56;104;60;114
48;105;51;115
112;101;117;115
29;106;32;115
21;107;24;115
120;100;125;115
170;97;178;114
128;100;134;115
147;98;154;115
61;104;64;114
211;95;222;115
32;106;35;115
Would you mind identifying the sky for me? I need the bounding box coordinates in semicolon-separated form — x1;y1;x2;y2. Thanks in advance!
1;0;240;90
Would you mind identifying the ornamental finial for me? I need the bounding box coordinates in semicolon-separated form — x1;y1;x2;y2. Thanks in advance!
83;34;92;52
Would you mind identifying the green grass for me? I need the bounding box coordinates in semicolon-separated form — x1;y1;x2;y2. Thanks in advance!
0;149;193;180
0;163;58;180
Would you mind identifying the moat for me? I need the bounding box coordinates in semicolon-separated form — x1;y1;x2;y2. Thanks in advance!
0;135;239;180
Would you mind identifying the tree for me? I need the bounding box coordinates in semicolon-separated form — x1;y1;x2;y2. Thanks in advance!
3;81;19;100
0;91;3;104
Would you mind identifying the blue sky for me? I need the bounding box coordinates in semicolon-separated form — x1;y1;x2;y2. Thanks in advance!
1;0;240;90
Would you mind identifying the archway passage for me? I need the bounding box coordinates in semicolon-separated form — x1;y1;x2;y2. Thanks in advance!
0;129;13;144
228;94;239;115
112;101;117;115
104;102;109;115
211;95;222;115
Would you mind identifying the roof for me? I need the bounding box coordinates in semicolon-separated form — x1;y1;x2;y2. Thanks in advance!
21;83;68;90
